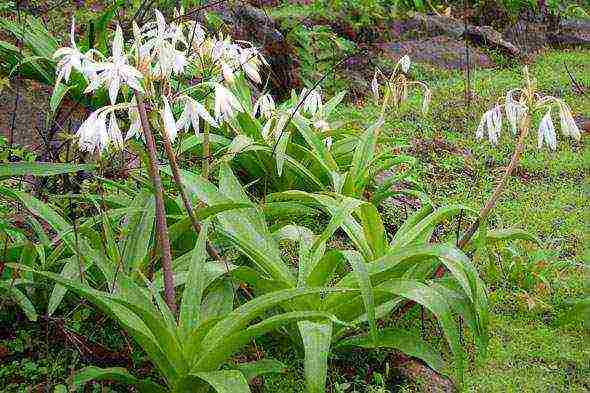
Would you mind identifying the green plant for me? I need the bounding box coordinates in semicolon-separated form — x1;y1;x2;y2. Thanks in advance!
167;162;491;390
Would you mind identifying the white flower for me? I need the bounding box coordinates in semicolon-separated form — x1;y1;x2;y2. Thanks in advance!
221;62;235;84
505;91;527;134
399;55;411;73
76;110;108;153
371;72;380;101
141;10;188;77
108;113;123;149
161;96;178;142
240;48;262;84
177;96;218;134
538;110;557;150
324;136;333;150
314;119;331;133
558;103;581;140
476;105;502;145
84;25;144;104
301;88;322;116
253;94;275;119
214;83;241;121
126;97;142;141
53;18;85;85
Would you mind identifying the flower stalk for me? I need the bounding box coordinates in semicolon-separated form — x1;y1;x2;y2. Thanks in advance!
159;122;224;262
134;91;177;314
457;117;530;249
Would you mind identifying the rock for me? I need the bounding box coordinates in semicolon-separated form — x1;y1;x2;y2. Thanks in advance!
413;12;465;38
465;25;521;56
412;13;521;57
547;18;590;48
379;36;494;70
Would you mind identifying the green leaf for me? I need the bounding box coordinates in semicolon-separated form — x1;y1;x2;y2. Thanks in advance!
342;251;377;342
50;83;71;115
73;366;166;393
122;191;155;274
179;222;209;345
336;328;444;372
0;281;37;321
344;119;383;196
192;370;251;393
235;359;286;383
357;203;386;259
298;321;332;393
47;256;81;316
483;228;541;246
0;162;94;178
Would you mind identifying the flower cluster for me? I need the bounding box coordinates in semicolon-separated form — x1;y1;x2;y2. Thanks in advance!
476;66;581;150
371;55;431;116
53;9;267;154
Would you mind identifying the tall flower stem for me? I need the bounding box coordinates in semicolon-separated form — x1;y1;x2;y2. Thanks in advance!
457;119;530;249
134;91;177;314
160;129;225;262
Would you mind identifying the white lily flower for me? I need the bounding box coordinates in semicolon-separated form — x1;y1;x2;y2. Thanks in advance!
84;25;144;104
538;110;557;150
126;96;142;141
76;110;109;153
53;18;85;85
399;55;411;73
371;72;380;101
558;103;581;140
324;136;333;150
108;112;124;149
214;84;241;121
476;105;502;145
161;96;178;142
177;96;218;134
301;88;322;116
221;62;235;84
505;91;527;134
240;48;262;84
253;94;275;119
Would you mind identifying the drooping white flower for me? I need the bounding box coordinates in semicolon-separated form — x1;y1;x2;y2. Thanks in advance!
239;48;262;84
300;88;322;116
108;112;124;149
161;96;178;142
253;94;275;119
53;18;85;85
505;91;527;134
221;62;235;84
177;96;218;134
558;103;581;140
476;105;502;145
126;96;142;141
399;55;411;73
214;83;241;121
371;72;380;101
84;25;144;104
324;136;333;150
76;110;109;153
538;110;557;150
